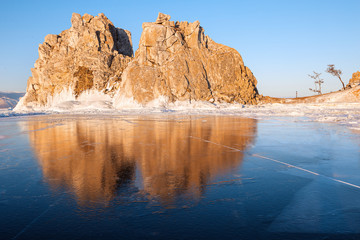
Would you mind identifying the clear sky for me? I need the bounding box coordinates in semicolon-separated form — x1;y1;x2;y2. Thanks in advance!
0;0;359;97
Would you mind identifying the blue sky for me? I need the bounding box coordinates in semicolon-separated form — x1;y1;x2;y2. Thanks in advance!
0;0;359;97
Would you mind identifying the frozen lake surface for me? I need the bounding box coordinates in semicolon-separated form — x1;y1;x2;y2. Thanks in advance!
1;114;360;239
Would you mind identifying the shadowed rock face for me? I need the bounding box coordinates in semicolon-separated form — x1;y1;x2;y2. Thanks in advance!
20;13;133;107
119;13;259;104
26;116;257;206
17;12;259;109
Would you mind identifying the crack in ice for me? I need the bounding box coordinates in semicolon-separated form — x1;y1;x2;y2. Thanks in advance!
189;136;360;190
12;195;66;240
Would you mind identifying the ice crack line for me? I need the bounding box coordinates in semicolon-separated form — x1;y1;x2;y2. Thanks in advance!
12;194;66;240
189;136;360;190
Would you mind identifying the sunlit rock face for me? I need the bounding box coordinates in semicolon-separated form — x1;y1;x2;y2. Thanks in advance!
118;13;259;104
16;12;259;110
18;13;133;109
26;116;257;206
348;71;360;88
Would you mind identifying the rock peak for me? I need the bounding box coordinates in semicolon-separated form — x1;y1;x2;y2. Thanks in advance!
118;13;258;104
16;12;133;108
155;12;171;24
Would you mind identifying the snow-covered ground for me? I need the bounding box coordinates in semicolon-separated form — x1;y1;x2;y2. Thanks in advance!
4;97;360;132
1;86;356;130
240;103;360;131
0;91;24;109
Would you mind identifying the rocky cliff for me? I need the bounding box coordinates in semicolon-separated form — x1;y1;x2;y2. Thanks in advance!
16;12;259;110
117;13;259;104
17;13;133;109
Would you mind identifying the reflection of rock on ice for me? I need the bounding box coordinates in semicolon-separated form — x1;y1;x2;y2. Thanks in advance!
26;116;257;206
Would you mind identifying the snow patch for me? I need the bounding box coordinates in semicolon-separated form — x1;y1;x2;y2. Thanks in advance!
113;94;143;109
14;88;114;112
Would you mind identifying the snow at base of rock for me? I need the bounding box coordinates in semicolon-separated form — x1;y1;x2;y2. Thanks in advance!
7;88;360;132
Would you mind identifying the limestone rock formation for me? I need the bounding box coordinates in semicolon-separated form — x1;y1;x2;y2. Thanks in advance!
19;13;133;108
16;12;260;110
118;13;259;104
348;71;360;87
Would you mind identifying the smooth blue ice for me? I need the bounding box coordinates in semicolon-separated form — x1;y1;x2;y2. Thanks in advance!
1;115;360;240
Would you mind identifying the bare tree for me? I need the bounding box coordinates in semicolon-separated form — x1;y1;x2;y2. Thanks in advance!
308;71;324;95
326;64;345;90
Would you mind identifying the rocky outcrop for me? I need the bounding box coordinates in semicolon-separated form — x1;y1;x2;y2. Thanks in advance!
16;12;259;110
118;13;259;104
348;71;360;87
18;13;133;108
